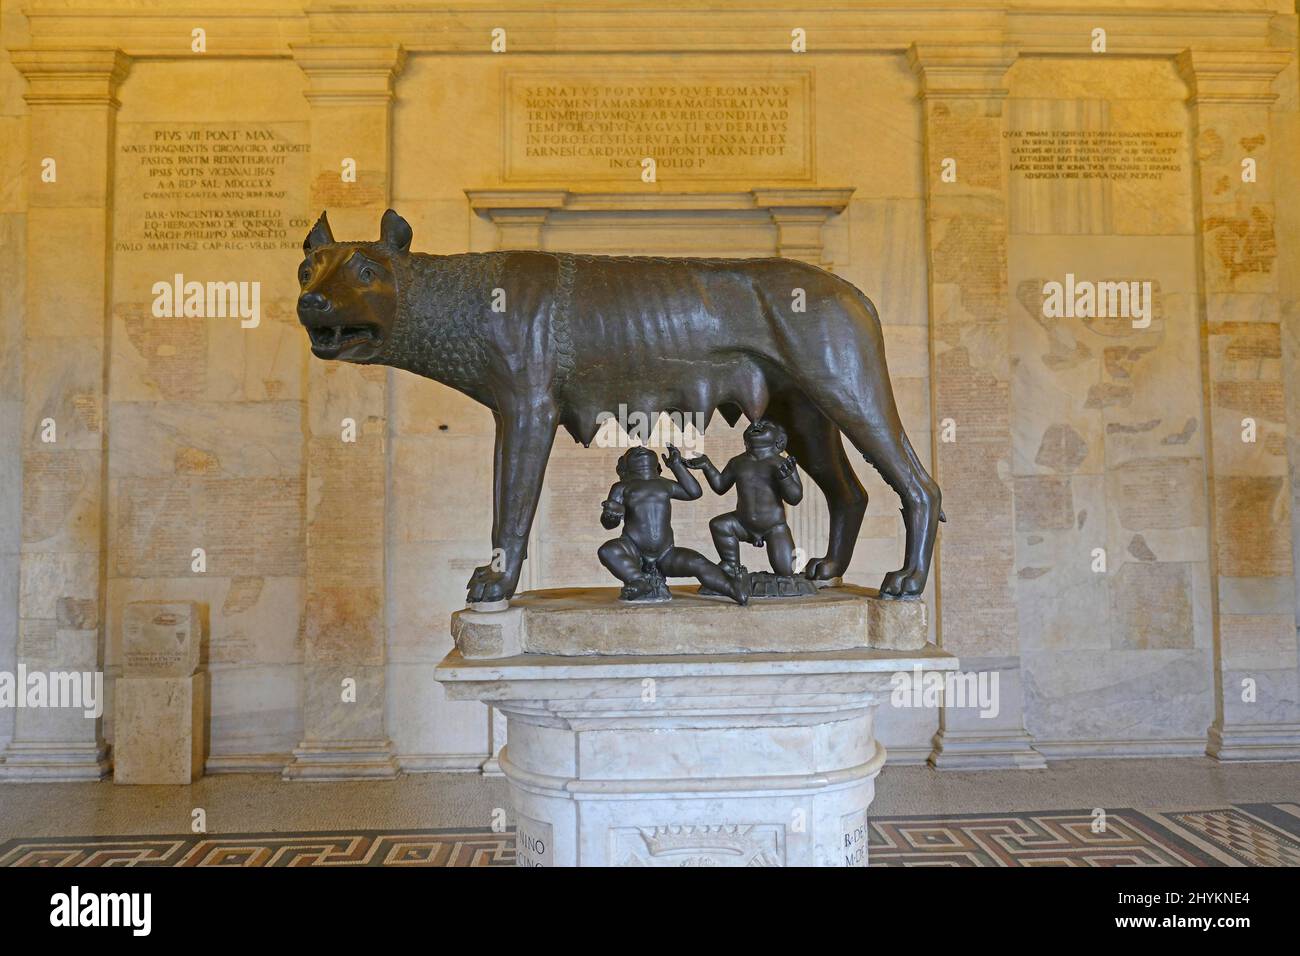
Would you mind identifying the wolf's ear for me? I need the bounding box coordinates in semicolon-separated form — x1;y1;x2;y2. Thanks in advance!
380;208;413;254
303;211;334;253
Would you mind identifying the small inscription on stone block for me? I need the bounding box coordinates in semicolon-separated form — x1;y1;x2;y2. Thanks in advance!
516;815;554;867
123;601;203;677
840;809;869;867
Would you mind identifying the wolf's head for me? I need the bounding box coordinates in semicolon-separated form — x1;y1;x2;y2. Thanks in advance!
296;208;412;362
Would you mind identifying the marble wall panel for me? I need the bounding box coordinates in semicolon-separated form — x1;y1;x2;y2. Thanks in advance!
104;60;310;759
1007;58;1213;747
5;7;1300;772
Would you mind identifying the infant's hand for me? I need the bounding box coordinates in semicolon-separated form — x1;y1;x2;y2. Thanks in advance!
600;500;624;530
777;454;798;479
683;454;710;469
662;444;682;466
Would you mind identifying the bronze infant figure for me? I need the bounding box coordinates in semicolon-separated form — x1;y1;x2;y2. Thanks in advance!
296;209;943;605
597;445;750;605
686;418;817;599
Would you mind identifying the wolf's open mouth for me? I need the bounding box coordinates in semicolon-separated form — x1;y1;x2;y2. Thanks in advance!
307;324;379;352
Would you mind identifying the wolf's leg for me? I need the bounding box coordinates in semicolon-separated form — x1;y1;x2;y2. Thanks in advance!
765;397;867;582
818;405;940;598
793;342;941;597
467;396;558;603
469;411;506;590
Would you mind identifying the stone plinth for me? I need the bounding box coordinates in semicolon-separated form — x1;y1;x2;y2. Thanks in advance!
435;588;956;867
112;675;207;785
451;584;928;659
113;600;207;785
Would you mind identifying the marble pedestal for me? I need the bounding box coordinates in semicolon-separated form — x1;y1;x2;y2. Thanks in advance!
113;675;206;785
435;587;957;867
112;601;207;785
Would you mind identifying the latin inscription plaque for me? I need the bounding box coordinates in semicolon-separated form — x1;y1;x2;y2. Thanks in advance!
114;122;310;254
505;71;813;182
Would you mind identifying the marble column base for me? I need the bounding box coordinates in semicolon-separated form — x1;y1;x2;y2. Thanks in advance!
1207;722;1300;762
281;739;400;781
926;659;1046;769
439;632;956;867
929;727;1048;770
0;740;110;782
113;675;206;785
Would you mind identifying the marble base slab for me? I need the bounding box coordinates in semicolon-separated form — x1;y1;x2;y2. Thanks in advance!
453;585;927;659
112;675;206;785
0;741;110;782
436;586;955;866
1207;722;1300;762
929;727;1048;770
281;740;401;781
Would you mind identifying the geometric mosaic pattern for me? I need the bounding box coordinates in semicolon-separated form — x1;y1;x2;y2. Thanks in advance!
870;804;1300;867
1155;804;1300;868
870;810;1215;866
3;805;1296;867
0;828;516;867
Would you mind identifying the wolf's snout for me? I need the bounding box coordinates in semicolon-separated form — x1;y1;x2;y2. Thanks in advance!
298;291;330;316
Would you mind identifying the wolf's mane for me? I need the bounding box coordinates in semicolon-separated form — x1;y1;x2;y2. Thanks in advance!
377;252;505;388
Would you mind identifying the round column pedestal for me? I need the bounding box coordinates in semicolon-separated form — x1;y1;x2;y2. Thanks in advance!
498;671;884;867
436;587;957;867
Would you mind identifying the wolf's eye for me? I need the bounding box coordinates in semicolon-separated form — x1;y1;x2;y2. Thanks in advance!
299;266;311;284
360;266;375;283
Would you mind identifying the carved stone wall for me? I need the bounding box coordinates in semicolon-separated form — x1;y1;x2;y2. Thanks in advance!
1;1;1298;777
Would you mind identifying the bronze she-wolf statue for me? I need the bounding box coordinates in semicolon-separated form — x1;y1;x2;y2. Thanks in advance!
296;209;943;605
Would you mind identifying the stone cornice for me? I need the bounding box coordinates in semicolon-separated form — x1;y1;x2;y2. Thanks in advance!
10;3;1290;59
292;44;406;104
467;187;854;217
1176;49;1292;107
466;186;855;265
8;47;131;108
907;44;1016;100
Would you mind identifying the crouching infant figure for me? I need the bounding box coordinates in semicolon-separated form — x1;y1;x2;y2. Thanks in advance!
598;445;750;605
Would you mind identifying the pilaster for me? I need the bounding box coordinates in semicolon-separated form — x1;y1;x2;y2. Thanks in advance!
909;44;1045;770
0;48;130;780
283;44;405;780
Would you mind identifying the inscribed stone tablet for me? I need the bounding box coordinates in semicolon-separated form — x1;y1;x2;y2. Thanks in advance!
504;71;813;182
123;601;203;677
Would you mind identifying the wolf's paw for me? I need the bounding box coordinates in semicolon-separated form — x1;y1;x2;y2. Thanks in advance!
467;570;515;604
879;568;926;599
468;564;496;588
803;556;844;582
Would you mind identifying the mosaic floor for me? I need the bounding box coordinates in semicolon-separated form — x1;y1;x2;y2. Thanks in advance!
2;803;1296;867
